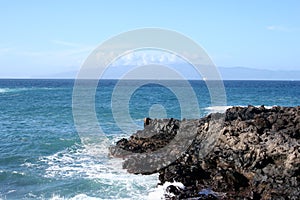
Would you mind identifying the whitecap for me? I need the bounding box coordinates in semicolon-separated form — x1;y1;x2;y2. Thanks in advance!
0;88;8;93
0;87;58;94
7;190;16;194
11;171;26;176
37;143;158;199
147;181;184;200
49;193;112;200
205;105;276;114
204;106;232;113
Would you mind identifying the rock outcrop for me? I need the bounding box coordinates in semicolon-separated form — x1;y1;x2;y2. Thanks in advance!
110;106;300;199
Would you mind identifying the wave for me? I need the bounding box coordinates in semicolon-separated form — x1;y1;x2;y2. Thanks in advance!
0;87;60;94
35;143;158;199
0;170;26;179
204;105;275;114
0;88;10;93
204;106;232;113
48;181;183;200
49;194;101;200
0;87;35;93
0;87;31;94
147;181;184;200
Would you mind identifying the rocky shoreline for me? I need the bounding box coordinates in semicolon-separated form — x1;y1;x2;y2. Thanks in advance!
109;106;300;199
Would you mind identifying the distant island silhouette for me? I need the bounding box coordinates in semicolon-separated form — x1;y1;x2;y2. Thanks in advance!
33;66;300;80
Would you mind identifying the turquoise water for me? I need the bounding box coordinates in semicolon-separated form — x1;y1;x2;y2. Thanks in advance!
0;79;299;199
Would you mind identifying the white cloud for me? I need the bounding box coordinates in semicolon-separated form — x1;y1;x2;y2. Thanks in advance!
0;40;94;60
111;50;185;67
0;42;96;77
19;48;81;57
0;47;13;55
51;40;83;47
266;25;294;32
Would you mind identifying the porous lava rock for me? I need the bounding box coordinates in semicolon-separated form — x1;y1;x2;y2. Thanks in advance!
110;106;300;199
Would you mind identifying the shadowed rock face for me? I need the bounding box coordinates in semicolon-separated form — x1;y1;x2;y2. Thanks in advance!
110;106;300;199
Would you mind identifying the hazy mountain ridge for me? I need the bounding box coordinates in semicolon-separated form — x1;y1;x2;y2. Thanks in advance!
219;67;300;80
32;66;300;80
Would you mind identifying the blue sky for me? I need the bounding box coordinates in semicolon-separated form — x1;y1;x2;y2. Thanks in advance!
0;0;299;78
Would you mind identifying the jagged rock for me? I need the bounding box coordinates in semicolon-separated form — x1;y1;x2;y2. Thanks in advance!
109;118;180;157
110;106;300;199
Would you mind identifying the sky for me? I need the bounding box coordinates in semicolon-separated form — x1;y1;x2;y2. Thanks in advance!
0;0;300;78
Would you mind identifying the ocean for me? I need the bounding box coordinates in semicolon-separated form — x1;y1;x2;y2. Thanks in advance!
0;79;299;199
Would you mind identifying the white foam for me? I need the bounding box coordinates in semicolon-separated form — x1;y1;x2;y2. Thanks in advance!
0;87;29;93
147;181;184;200
0;87;58;94
205;105;275;114
11;171;26;176
36;143;158;199
205;106;232;113
7;190;16;194
69;194;102;200
0;88;9;93
49;194;112;200
262;105;274;109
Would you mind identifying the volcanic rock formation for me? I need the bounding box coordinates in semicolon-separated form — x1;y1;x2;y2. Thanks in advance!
110;106;300;199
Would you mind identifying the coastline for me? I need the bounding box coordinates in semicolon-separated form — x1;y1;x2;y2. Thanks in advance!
110;105;300;199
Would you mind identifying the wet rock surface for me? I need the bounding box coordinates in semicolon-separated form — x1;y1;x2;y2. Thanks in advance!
110;106;300;199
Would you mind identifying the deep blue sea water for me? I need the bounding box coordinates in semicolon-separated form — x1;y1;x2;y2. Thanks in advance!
0;79;299;199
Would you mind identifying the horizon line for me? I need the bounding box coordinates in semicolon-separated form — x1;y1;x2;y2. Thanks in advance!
0;77;299;81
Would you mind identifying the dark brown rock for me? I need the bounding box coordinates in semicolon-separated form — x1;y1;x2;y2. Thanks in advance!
110;106;300;199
